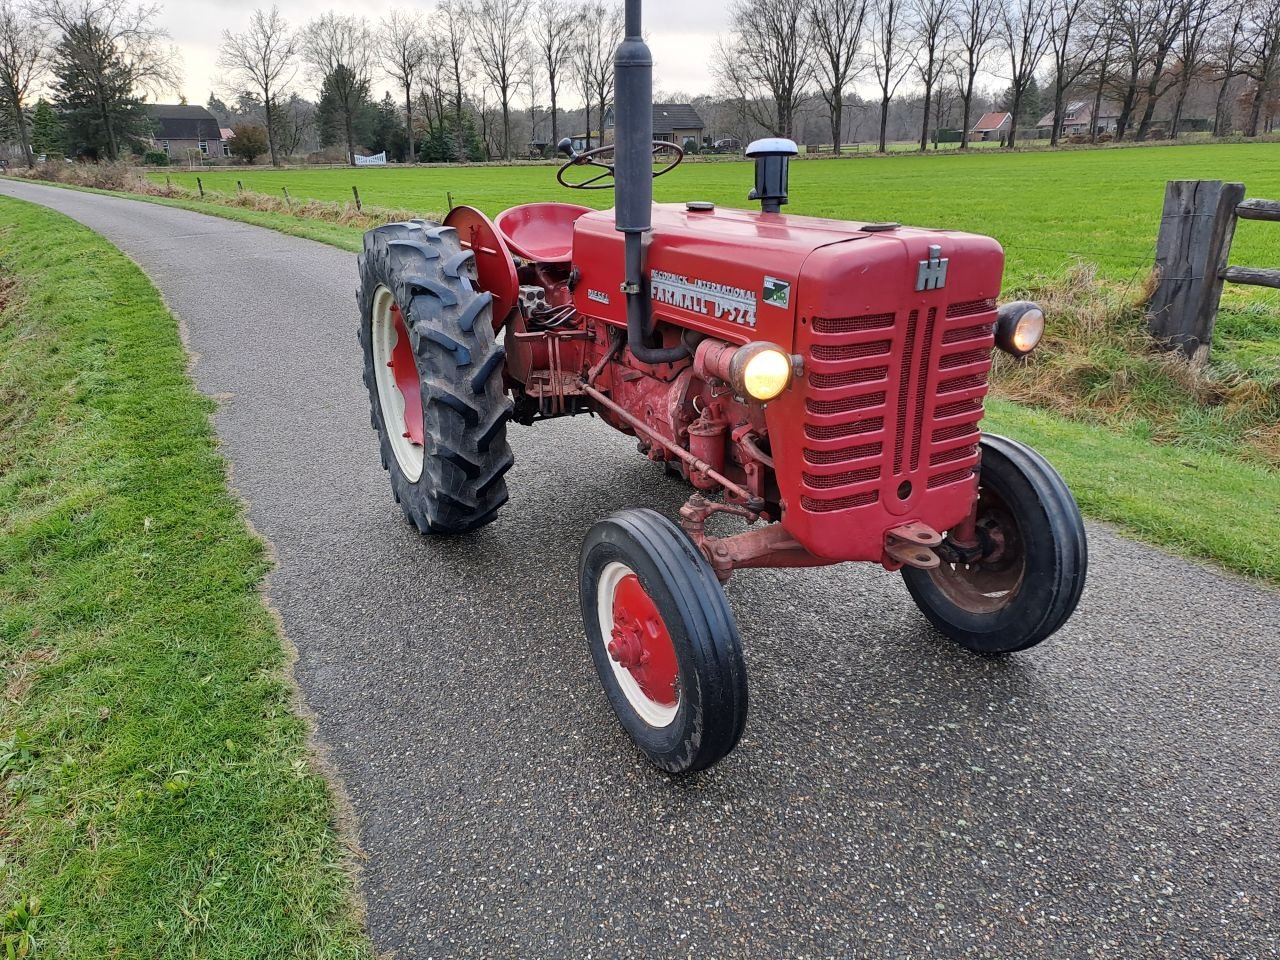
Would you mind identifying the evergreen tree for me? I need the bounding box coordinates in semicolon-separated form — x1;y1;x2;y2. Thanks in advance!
367;92;406;159
316;64;373;151
30;99;64;157
206;94;232;125
50;25;151;159
998;77;1043;127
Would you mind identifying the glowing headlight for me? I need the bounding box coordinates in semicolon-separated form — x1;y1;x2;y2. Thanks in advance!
731;343;792;401
995;301;1045;357
740;348;792;400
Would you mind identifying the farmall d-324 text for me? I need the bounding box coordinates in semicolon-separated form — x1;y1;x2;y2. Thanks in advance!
357;0;1088;773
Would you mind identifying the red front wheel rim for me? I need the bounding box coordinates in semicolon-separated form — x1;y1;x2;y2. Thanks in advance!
597;562;680;727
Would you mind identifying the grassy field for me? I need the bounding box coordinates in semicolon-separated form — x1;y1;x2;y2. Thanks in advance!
0;197;372;958
153;143;1280;294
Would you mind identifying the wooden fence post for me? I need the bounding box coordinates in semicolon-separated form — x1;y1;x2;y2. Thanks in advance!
196;177;204;198
352;185;362;212
1147;179;1246;365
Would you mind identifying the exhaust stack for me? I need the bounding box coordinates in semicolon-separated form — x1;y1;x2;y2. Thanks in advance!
614;0;687;363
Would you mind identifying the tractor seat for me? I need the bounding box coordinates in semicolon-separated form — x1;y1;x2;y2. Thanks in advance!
495;202;593;263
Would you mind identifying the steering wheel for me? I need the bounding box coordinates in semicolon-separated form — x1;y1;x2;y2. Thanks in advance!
556;139;685;190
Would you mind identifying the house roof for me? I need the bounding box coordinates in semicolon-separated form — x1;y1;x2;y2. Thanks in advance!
1036;99;1124;127
971;112;1011;132
652;103;704;135
145;104;223;141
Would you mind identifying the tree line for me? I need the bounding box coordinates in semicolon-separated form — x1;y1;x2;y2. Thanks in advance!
1;0;1276;169
715;0;1279;152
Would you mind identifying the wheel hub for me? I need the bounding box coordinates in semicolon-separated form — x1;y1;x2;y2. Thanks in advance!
607;574;678;706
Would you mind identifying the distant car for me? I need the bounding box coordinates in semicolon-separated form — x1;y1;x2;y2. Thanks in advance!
712;138;742;154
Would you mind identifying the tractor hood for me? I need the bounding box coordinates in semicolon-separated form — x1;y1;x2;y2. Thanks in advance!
571;204;1002;352
573;204;867;349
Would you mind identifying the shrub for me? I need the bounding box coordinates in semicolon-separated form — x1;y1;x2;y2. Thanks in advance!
143;150;169;166
228;123;269;164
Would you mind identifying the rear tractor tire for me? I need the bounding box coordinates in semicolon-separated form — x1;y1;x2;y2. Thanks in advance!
580;509;749;774
902;434;1088;654
358;221;514;534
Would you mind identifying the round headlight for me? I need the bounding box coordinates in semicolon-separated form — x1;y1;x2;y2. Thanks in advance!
995;301;1045;357
740;348;792;400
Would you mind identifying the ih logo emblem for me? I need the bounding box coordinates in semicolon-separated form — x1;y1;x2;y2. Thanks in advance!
916;244;949;291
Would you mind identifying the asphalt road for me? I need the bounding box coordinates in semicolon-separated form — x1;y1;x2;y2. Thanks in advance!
3;178;1278;959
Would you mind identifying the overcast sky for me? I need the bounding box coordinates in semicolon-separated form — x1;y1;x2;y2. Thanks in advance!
168;1;729;107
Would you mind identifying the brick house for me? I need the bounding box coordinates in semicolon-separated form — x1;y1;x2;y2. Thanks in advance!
1036;100;1123;139
970;112;1012;142
146;104;228;161
599;103;706;148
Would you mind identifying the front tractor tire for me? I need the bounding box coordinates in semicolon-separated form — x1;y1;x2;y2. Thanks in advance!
358;221;514;535
903;434;1088;654
580;510;749;775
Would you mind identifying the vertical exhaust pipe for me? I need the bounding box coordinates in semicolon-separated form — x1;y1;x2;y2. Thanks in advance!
614;0;687;364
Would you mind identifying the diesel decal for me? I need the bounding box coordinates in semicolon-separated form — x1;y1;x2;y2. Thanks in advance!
763;276;791;308
587;288;611;305
651;270;758;328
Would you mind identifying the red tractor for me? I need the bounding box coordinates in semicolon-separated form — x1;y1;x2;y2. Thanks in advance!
357;0;1087;774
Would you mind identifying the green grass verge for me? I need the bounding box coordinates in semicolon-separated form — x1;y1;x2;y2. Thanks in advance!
984;399;1280;581
0;196;373;959
151;142;1280;289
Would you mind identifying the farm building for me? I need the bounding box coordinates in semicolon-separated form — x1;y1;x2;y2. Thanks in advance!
145;104;228;161
969;112;1012;142
1036;100;1123;139
597;103;705;148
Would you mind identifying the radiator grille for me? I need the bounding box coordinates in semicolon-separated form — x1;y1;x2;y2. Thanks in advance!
943;323;992;345
812;340;893;361
796;295;994;516
803;442;880;464
801;491;878;513
804;417;885;441
806;392;886;416
802;466;881;489
933;422;980;444
946;297;998;318
809;364;890;388
813;313;895;334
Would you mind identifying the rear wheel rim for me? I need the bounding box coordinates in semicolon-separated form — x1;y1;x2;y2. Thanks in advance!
930;484;1025;614
371;285;425;482
596;561;680;728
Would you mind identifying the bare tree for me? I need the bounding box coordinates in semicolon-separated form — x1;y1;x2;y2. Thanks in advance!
431;0;472;162
1208;4;1247;135
37;0;179;160
379;9;429;163
999;0;1051;147
301;11;374;165
530;0;577;148
0;0;48;166
1133;0;1186;139
1241;0;1280;135
218;6;297;167
1086;0;1120;142
870;0;911;151
951;0;999;147
1167;0;1216;136
1044;0;1093;145
471;0;525;159
806;0;868;152
574;2;620;149
714;0;812;139
911;0;952;150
